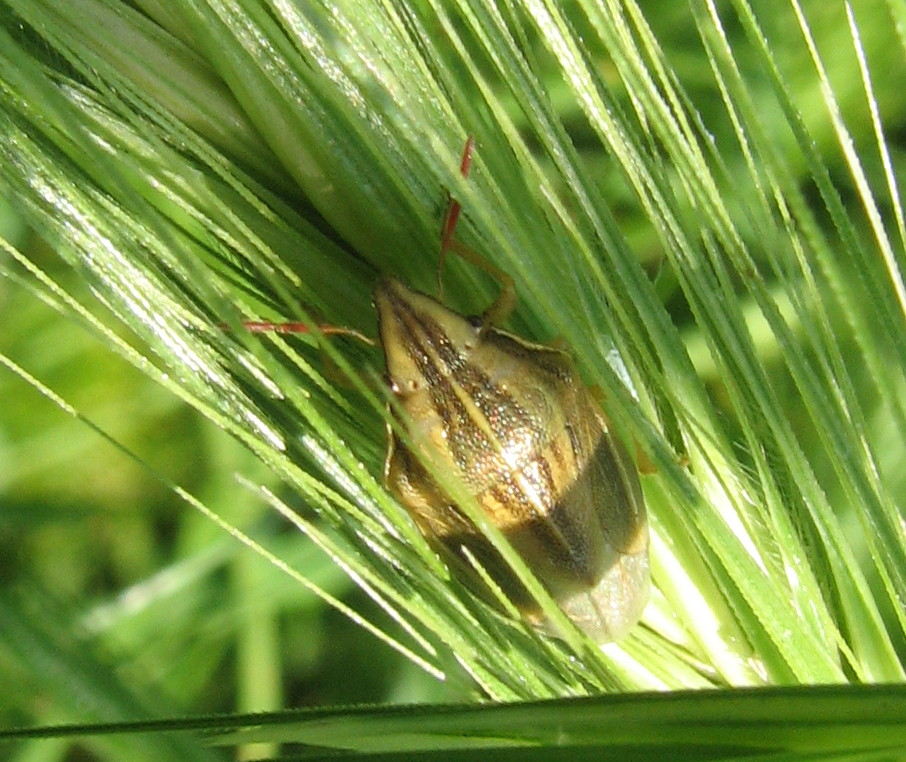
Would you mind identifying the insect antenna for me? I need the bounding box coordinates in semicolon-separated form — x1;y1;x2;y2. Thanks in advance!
437;136;516;329
224;320;374;345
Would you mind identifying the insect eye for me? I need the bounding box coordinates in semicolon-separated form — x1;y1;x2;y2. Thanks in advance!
466;314;483;330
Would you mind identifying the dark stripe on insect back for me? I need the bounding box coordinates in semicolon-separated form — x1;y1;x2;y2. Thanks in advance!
385;292;488;469
388;304;548;448
442;357;554;479
384;290;448;389
388;292;537;467
544;428;570;480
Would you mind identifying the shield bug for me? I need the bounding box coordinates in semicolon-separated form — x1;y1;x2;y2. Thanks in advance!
242;139;649;641
374;276;649;641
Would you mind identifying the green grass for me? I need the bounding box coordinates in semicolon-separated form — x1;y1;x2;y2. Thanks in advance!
1;0;906;758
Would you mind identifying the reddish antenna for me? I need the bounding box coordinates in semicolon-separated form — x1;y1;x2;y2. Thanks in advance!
440;135;475;254
437;136;475;297
219;318;373;344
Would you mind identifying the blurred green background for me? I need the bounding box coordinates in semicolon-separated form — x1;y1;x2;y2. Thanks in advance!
0;209;452;708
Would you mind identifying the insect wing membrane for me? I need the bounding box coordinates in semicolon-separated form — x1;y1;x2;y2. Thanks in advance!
374;277;649;641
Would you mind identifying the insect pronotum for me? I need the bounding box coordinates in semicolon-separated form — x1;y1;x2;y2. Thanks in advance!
246;139;649;641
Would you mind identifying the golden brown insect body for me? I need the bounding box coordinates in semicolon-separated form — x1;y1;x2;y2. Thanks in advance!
374;277;649;641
